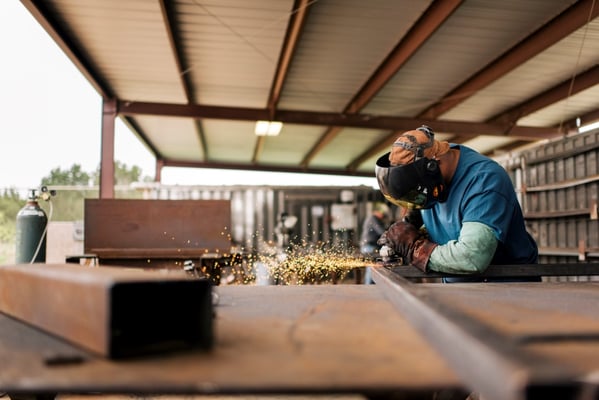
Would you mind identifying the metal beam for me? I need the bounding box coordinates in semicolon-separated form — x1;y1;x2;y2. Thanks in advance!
0;263;213;358
561;106;599;133
418;0;599;119
345;0;464;114
491;64;599;125
159;0;209;162
372;267;583;400
117;100;559;139
267;0;311;114
302;0;463;168
100;98;116;199
494;105;599;156
452;64;599;145
161;158;373;178
350;2;599;167
384;263;599;279
253;0;311;163
346;130;399;171
119;116;163;158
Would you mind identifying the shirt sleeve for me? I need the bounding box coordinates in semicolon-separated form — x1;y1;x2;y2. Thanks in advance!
427;221;497;274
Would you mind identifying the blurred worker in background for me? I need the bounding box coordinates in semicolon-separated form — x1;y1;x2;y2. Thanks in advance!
359;202;391;284
375;125;538;282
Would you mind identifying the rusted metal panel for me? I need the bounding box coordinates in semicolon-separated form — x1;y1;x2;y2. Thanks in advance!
0;285;461;396
84;199;232;258
0;264;213;358
385;263;599;280
521;130;599;263
373;267;599;400
136;184;377;255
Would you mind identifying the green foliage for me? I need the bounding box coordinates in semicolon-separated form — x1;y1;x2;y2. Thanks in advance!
41;164;91;186
0;189;22;242
41;189;96;222
37;161;150;221
92;161;145;185
0;162;151;252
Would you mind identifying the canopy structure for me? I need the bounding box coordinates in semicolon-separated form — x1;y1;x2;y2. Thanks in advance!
21;0;599;197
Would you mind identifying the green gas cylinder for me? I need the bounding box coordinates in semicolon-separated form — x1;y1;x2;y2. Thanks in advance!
15;189;48;263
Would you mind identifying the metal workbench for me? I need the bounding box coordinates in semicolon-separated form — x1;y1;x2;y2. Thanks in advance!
1;267;598;400
0;283;460;399
372;267;599;400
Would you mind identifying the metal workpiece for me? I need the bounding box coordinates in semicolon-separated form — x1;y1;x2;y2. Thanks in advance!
0;264;214;358
385;262;599;280
0;284;462;397
372;266;599;400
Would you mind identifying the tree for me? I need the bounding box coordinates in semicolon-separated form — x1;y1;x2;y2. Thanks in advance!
0;163;150;264
92;161;150;185
0;189;27;263
38;162;151;221
41;164;91;186
0;189;22;242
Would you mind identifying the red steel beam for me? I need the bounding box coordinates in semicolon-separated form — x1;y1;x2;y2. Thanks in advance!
117;100;558;138
253;0;311;163
301;0;463;168
419;0;599;119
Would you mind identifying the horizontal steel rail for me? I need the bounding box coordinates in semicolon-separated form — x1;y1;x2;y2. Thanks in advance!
383;262;599;279
372;267;594;400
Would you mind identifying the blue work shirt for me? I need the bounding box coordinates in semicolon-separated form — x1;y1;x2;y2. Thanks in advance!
422;145;538;265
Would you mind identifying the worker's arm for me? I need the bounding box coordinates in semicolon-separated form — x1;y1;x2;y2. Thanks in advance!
378;220;497;273
427;221;497;274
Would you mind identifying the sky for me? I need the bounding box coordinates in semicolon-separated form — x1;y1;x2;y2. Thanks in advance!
0;2;377;191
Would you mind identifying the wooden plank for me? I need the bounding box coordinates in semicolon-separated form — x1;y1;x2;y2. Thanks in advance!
0;264;213;358
84;199;232;257
0;285;461;396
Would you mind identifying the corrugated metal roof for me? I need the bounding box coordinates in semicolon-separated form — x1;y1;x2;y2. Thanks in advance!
21;0;599;181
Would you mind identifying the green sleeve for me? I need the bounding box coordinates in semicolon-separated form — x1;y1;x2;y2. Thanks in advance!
427;221;497;274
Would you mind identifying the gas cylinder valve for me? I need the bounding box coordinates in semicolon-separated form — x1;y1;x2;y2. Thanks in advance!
36;186;57;202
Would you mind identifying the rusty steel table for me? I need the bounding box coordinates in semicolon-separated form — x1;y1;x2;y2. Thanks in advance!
2;270;598;400
0;284;461;398
372;267;599;400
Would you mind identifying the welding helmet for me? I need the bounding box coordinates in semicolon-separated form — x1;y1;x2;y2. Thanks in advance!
375;126;447;209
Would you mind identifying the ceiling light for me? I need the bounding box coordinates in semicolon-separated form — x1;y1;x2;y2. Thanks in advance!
255;120;283;136
578;120;599;134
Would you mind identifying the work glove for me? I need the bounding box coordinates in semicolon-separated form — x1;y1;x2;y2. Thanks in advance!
377;221;437;272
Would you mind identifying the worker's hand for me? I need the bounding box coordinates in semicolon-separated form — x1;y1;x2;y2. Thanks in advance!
377;221;437;272
378;221;420;257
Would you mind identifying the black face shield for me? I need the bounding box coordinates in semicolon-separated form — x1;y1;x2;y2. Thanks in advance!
375;153;447;209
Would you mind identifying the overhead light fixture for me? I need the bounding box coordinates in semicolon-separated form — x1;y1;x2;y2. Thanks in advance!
578;120;599;134
255;120;283;136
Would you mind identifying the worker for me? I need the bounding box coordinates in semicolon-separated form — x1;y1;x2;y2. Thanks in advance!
359;202;391;283
360;202;391;257
375;125;538;282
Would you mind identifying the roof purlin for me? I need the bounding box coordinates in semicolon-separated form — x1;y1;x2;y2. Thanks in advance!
159;0;209;161
301;0;463;170
419;0;599;119
252;0;311;164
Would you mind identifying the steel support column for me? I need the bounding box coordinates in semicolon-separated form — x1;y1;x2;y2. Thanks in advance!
100;98;116;199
